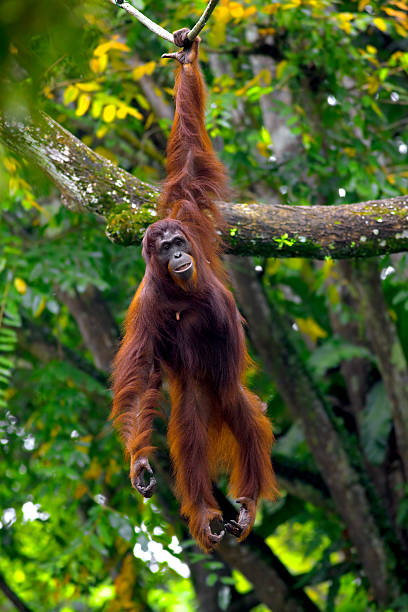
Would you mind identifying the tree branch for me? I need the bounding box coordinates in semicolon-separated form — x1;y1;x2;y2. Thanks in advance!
2;110;408;259
187;0;220;41
0;572;32;612
110;0;220;44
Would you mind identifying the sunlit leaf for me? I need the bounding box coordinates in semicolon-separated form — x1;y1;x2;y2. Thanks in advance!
229;2;244;19
76;94;91;117
296;317;327;343
34;296;46;318
102;104;116;122
90;53;108;74
63;85;79;105
94;39;130;57
14;277;27;294
276;60;288;80
132;61;156;80
373;17;387;32
76;82;101;92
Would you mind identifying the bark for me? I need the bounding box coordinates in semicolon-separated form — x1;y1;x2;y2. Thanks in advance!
218;536;319;612
155;445;319;612
354;259;408;478
325;261;396;517
2;111;408;258
215;491;320;612
326;261;372;415
227;256;399;605
273;456;333;510
152;459;264;612
188;559;229;612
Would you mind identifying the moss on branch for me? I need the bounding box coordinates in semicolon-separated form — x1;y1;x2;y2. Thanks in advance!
1;110;408;259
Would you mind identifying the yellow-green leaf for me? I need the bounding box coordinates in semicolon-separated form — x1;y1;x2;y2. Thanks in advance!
373;17;387;32
260;126;271;145
102;104;116;123
95;147;117;164
145;113;154;130
126;106;143;120
136;94;150;111
94;39;130;57
229;2;244;19
370;100;383;117
132;61;156;80
144;61;156;76
76;94;91;117
14;277;27;294
3;157;18;173
90;53;108;74
296;317;328;343
76;81;101;92
116;106;127;119
84;459;103;480
327;285;340;305
91;98;103;119
276;60;288;80
215;5;230;24
63;85;79;105
96;125;108;139
34;296;46;318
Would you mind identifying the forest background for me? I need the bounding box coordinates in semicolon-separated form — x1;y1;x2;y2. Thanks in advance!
1;0;408;610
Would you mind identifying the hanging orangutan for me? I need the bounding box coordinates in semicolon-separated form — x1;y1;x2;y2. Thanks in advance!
111;28;278;552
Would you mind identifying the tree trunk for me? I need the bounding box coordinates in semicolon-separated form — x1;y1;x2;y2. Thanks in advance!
227;256;399;605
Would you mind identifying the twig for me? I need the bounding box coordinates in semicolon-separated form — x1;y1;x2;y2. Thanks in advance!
110;0;174;43
110;0;221;44
187;0;220;40
0;572;33;612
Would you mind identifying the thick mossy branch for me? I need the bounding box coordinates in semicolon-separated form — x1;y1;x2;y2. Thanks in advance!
1;110;408;259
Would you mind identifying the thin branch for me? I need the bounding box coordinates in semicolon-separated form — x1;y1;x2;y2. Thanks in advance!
188;0;220;41
109;0;220;44
110;0;174;43
0;572;32;612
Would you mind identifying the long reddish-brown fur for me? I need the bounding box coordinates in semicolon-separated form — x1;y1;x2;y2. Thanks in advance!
111;30;277;552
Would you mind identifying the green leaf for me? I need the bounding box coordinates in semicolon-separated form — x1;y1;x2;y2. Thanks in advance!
206;573;218;587
308;337;373;378
360;382;393;465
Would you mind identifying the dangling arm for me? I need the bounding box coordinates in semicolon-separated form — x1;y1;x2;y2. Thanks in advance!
111;284;162;497
160;29;227;217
